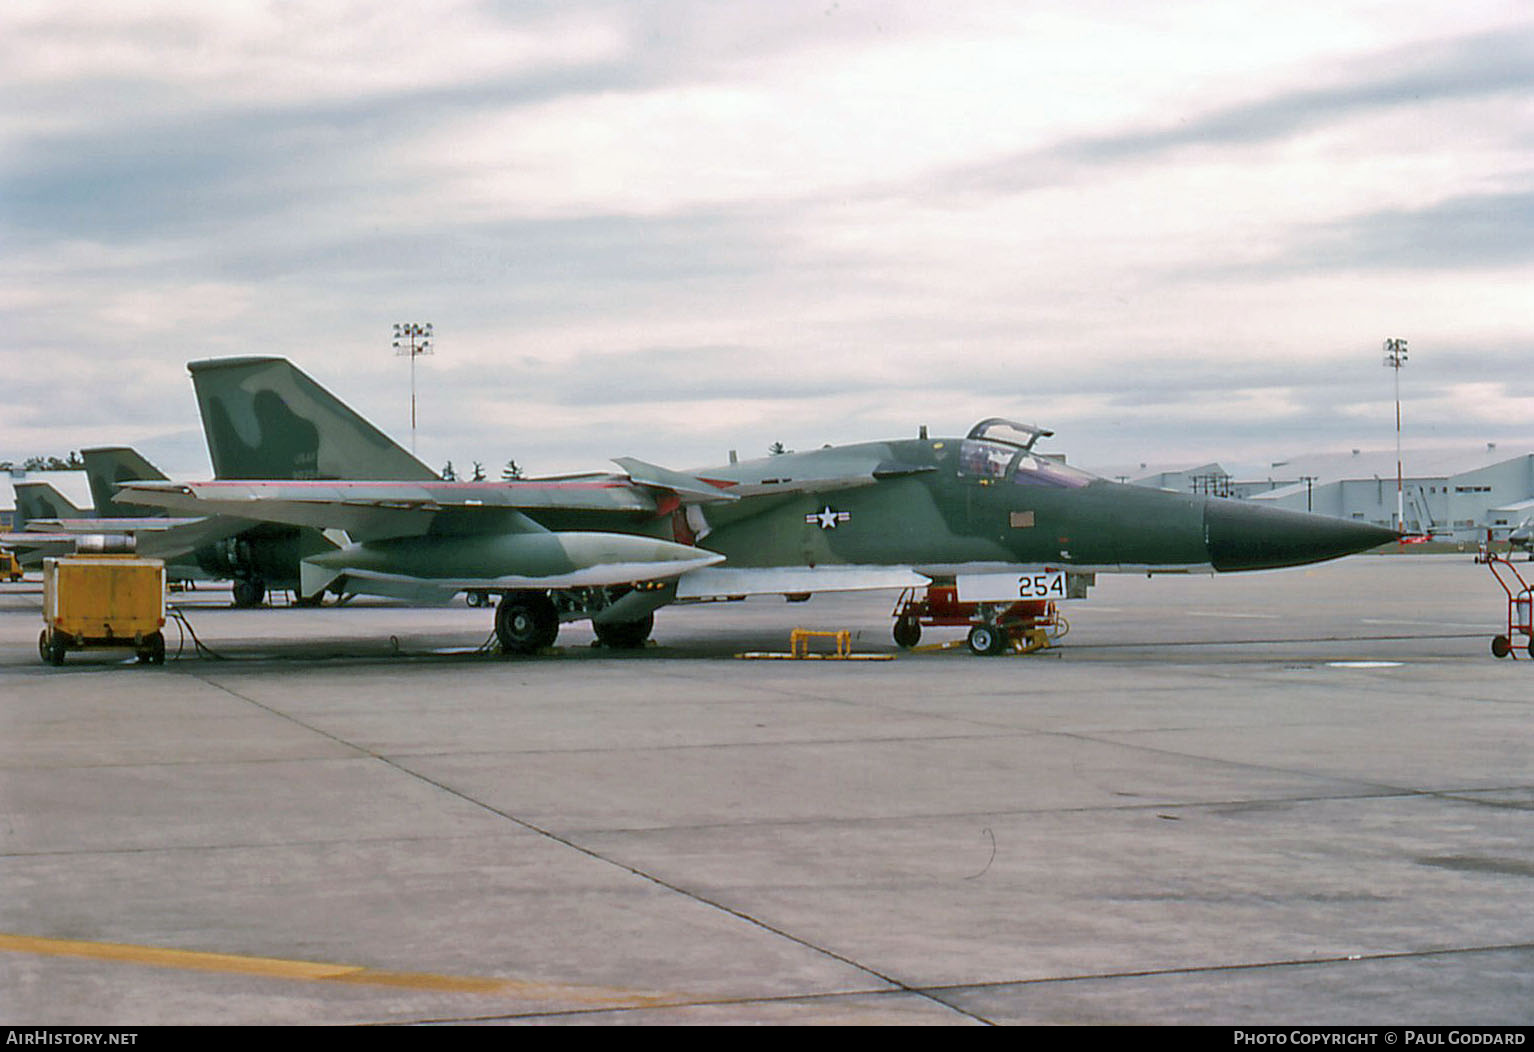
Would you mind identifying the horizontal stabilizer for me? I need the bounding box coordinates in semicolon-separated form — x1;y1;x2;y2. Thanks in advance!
119;479;658;541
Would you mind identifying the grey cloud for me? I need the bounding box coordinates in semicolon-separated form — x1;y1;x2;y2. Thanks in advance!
1074;28;1534;161
948;26;1534;195
1;0;915;247
1284;189;1534;271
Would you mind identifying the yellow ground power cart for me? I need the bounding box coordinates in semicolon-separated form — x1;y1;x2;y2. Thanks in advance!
1;548;22;582
39;554;167;666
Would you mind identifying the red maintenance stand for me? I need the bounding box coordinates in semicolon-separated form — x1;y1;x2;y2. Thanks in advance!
1486;553;1534;659
892;584;1065;656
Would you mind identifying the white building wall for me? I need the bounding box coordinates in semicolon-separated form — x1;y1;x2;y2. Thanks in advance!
1240;453;1534;541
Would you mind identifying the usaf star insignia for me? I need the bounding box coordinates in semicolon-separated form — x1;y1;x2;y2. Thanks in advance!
806;506;850;529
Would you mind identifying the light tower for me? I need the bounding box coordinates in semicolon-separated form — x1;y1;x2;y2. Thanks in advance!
1382;337;1408;532
393;322;434;454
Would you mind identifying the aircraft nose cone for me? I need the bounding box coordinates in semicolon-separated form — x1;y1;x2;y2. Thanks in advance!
1204;500;1398;572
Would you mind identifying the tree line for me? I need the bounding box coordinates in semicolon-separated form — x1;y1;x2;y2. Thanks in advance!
440;460;522;482
1;453;84;471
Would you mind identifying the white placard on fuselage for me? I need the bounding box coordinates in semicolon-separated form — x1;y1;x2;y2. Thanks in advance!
955;571;1069;603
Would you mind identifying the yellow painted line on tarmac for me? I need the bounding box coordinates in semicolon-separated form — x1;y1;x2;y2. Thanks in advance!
0;933;673;1005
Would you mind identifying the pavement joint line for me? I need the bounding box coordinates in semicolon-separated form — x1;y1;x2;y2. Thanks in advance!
378;753;996;1025
0;784;1494;860
187;672;994;1024
917;940;1534;996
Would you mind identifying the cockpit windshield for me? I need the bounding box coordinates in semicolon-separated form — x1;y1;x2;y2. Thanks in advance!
1011;453;1095;489
957;437;1097;488
958;440;1015;480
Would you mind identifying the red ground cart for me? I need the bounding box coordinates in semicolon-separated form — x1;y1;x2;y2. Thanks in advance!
1486;553;1533;659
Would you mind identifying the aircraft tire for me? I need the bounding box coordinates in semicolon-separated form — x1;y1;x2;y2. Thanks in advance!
593;613;654;649
967;624;1005;656
232;578;267;608
893;618;921;649
496;591;558;655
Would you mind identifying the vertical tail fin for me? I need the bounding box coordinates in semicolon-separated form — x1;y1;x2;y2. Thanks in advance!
187;357;438;481
13;481;89;526
81;446;169;517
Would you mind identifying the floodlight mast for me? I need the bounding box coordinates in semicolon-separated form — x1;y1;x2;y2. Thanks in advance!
1383;337;1408;532
393;322;434;454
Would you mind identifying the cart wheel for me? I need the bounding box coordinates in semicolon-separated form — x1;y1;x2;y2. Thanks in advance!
38;630;49;663
148;631;165;665
46;636;67;666
1528;637;1534;660
1492;635;1512;659
893;618;921;649
967;624;1005;656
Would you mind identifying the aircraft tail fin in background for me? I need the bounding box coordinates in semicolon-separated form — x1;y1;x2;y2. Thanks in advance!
13;482;90;528
187;357;439;482
82;446;170;517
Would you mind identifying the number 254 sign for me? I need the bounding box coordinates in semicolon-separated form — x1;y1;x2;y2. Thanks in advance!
956;571;1068;603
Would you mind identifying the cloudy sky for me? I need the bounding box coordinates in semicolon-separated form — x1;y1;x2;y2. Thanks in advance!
3;0;1531;480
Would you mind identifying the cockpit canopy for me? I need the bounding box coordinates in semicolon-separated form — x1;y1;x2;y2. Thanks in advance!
958;419;1098;489
966;418;1053;450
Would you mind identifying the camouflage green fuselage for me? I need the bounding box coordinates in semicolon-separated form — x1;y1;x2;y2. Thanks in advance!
527;437;1209;574
715;444;1204;570
175;356;1396;591
520;432;1396;578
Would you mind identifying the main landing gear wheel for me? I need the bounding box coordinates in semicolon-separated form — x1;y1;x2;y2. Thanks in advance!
593;613;654;649
495;591;559;655
232;578;267;608
967;623;1007;656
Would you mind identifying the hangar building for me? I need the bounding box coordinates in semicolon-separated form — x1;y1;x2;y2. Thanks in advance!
1103;447;1534;542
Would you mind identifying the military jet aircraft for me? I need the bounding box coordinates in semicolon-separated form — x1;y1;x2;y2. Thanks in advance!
12;479;91;527
6;464;241;581
82;445;360;607
9;447;363;605
3;481;96;566
4;480;115;564
123;357;1397;655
